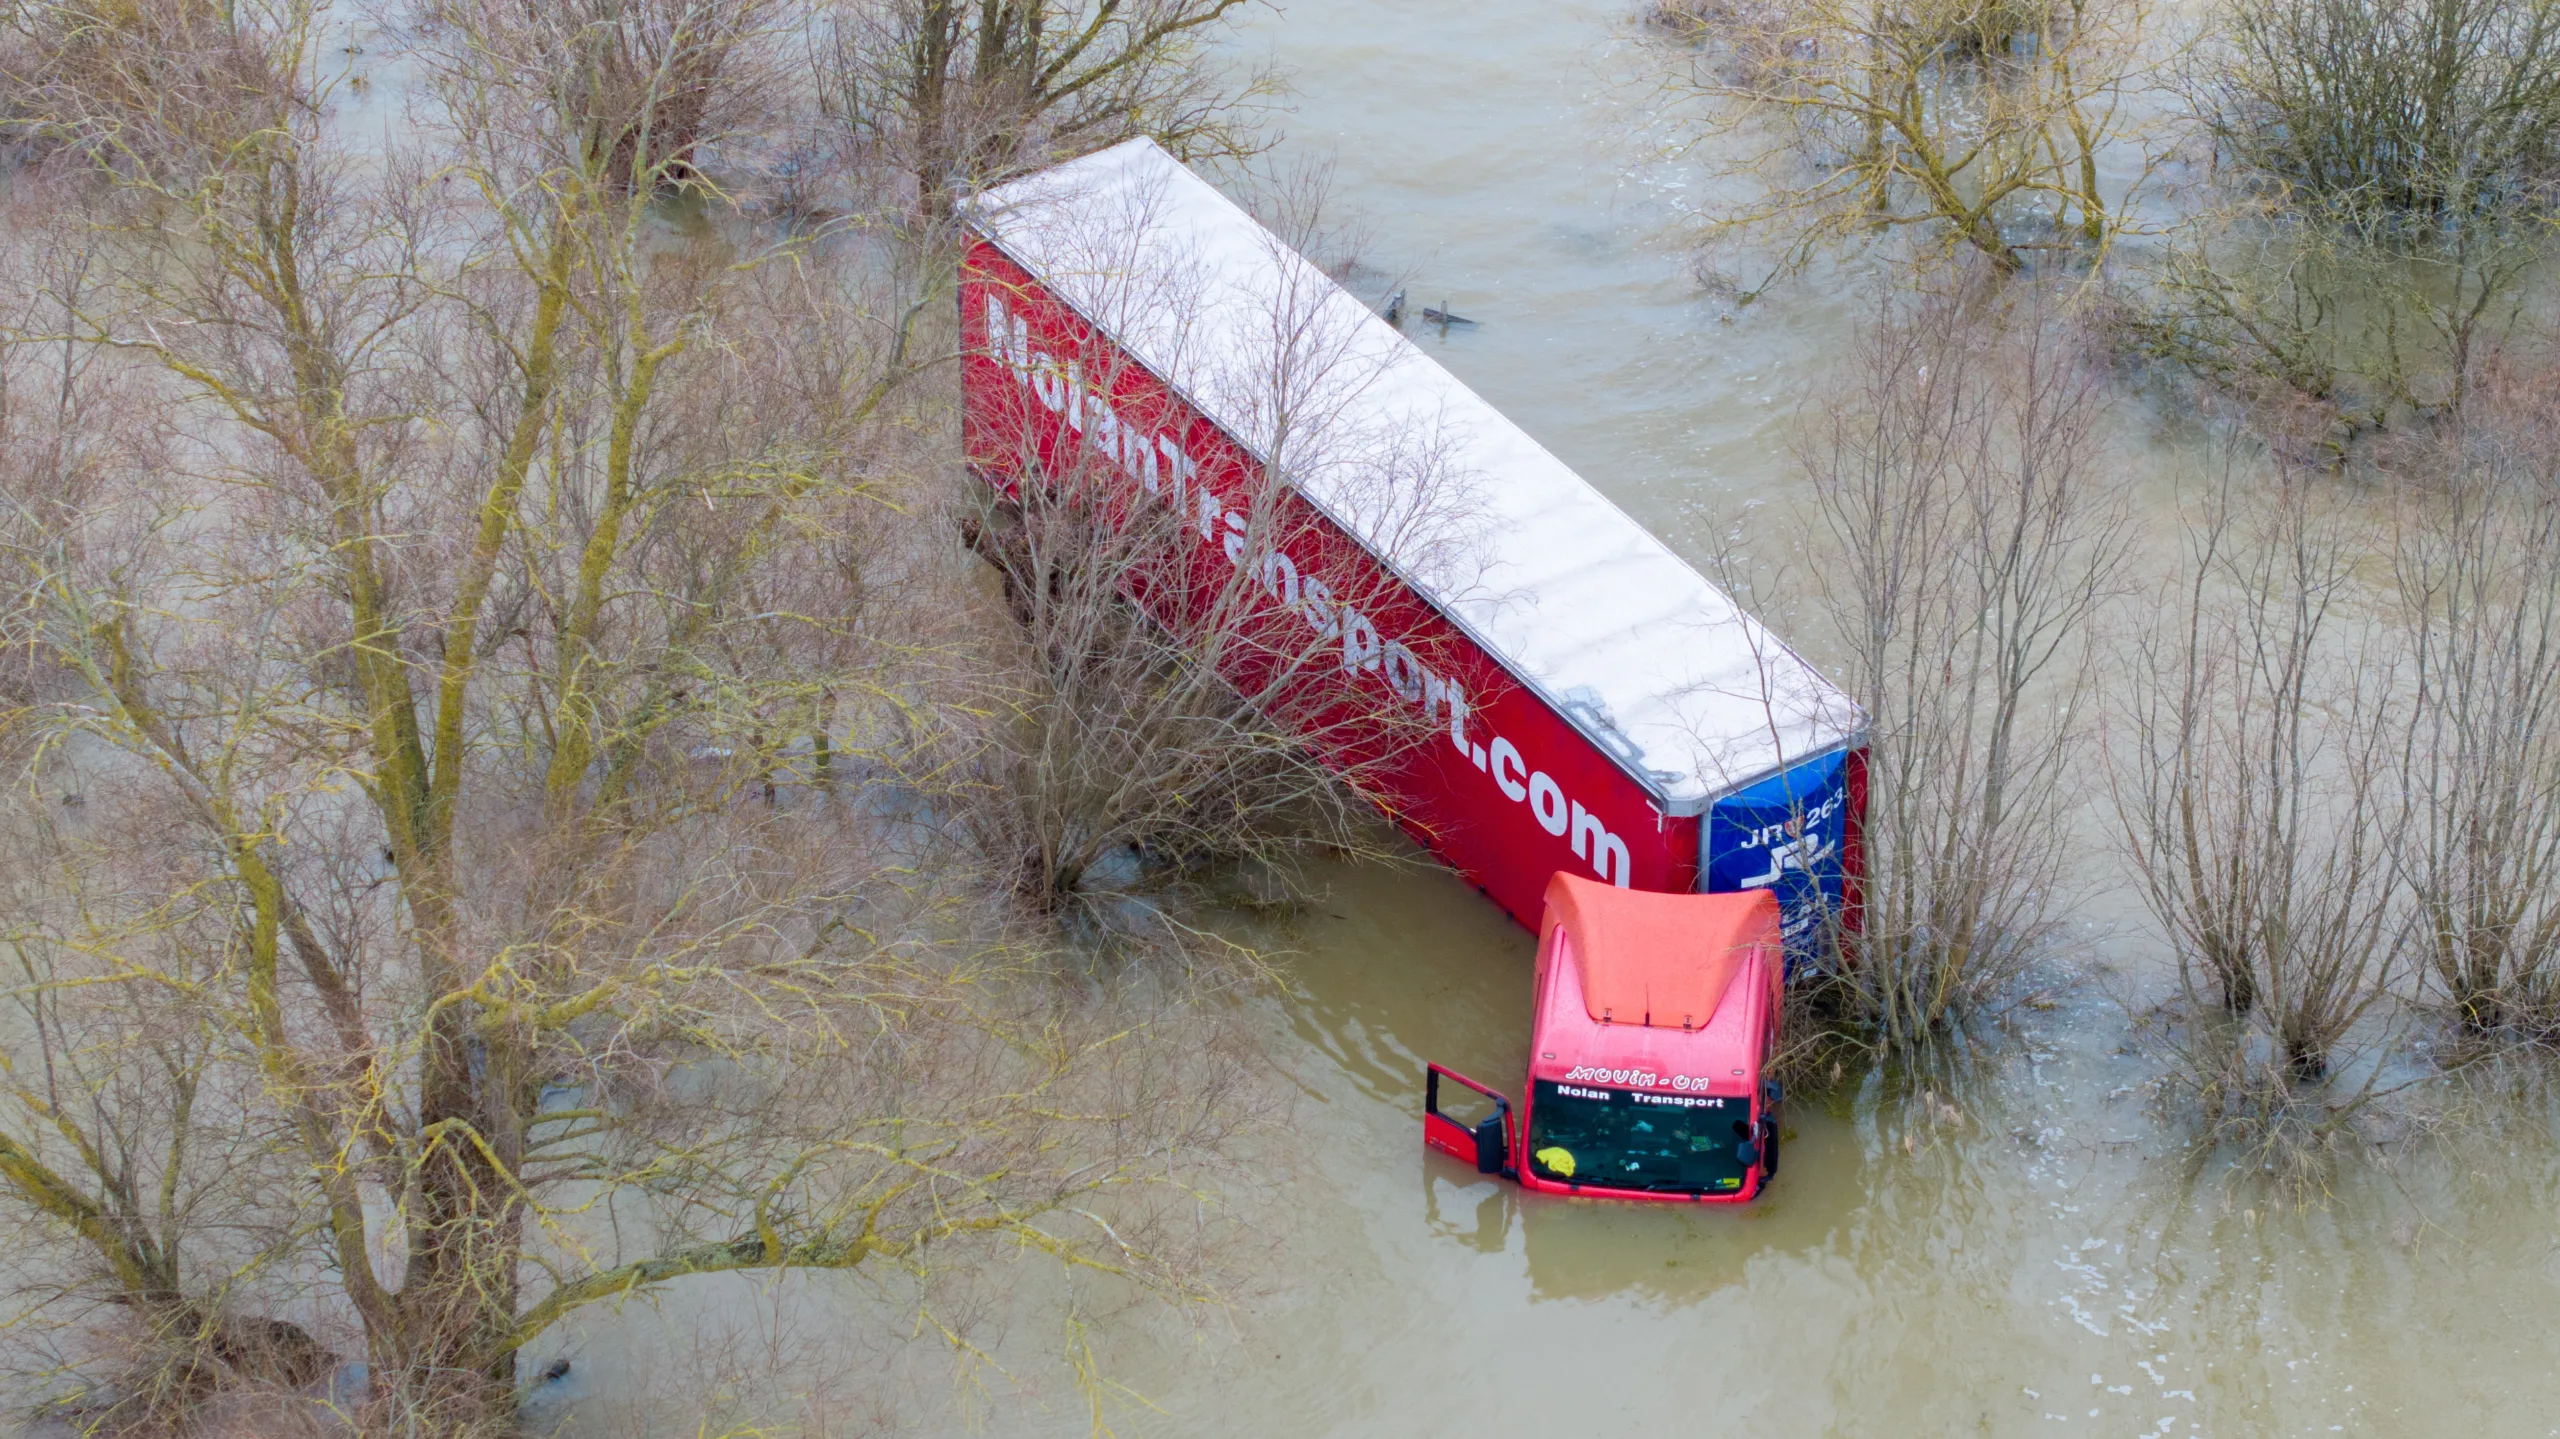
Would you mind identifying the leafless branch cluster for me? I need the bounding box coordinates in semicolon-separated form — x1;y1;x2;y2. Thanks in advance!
939;189;1465;929
2114;462;2407;1082
2388;363;2560;1046
1791;273;2131;1053
2203;0;2560;227
1656;0;2171;283
2048;449;2414;1190
2104;191;2550;455
2080;346;2560;1185
812;0;1275;227
2101;0;2560;450
950;468;1427;922
0;0;1290;1431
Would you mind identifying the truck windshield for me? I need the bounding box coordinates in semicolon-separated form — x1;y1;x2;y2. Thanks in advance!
1526;1081;1753;1194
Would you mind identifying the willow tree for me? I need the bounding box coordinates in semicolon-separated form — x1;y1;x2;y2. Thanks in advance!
816;0;1274;224
2142;0;2560;424
0;1;1252;1428
2389;385;2560;1042
2205;0;2560;226
1660;0;2166;281
1791;280;2131;1050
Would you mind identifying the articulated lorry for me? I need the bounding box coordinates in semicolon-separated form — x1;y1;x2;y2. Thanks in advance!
959;139;1863;1202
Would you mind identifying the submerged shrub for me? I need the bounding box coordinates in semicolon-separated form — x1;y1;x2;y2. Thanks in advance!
2206;0;2560;227
2391;365;2560;1045
1793;275;2130;1054
2114;460;2408;1081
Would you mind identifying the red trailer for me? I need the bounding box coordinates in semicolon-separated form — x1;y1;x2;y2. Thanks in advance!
961;140;1865;1203
958;138;1866;952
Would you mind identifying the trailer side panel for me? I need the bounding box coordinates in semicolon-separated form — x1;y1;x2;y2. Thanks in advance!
961;240;1696;928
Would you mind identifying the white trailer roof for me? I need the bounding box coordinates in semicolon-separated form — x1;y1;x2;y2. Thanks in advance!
966;139;1862;814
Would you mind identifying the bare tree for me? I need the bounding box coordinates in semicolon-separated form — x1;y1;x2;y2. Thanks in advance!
2119;0;2560;440
412;0;800;195
948;170;1473;924
0;1;1266;1430
2108;188;2548;448
814;0;1273;226
2203;0;2560;226
1791;274;2130;1052
2113;458;2408;1084
956;479;1401;917
1659;0;2169;282
2103;220;2368;445
2389;363;2560;1043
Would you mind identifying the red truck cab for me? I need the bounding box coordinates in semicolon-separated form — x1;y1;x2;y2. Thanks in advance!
1426;873;1784;1202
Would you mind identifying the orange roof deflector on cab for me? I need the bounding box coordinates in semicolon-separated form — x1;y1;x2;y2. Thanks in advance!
1545;872;1781;1030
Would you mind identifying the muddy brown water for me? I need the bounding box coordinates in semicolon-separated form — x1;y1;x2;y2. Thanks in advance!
537;1;2560;1433
99;2;2560;1435
1061;1;2560;1435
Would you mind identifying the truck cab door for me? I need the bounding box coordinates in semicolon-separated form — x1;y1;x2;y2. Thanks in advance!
1425;1063;1517;1180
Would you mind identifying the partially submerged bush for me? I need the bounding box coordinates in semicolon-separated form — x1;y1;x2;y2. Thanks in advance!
1791;274;2130;1054
949;474;1417;921
2108;197;2549;451
814;0;1274;225
2390;362;2560;1044
2113;460;2408;1080
2204;0;2560;228
938;169;1483;930
2123;0;2560;439
2131;996;2364;1191
1661;0;2165;279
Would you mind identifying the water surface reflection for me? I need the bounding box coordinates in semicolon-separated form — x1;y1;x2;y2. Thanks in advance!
1081;0;2560;1413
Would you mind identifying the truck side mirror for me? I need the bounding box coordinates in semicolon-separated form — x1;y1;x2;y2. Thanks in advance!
1735;1138;1760;1168
1472;1113;1507;1176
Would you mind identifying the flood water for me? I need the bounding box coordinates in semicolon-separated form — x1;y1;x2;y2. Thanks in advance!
291;1;2560;1434
1056;1;2560;1435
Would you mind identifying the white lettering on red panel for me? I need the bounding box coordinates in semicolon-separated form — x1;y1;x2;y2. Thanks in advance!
981;289;1631;888
1561;1066;1730;1091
